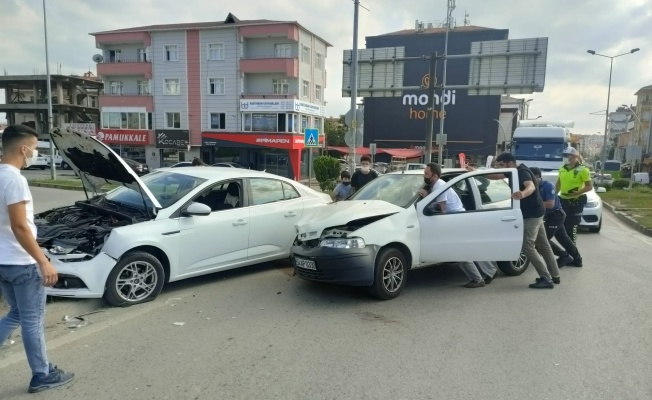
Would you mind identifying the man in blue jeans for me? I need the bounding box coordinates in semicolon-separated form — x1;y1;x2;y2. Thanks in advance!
0;124;74;393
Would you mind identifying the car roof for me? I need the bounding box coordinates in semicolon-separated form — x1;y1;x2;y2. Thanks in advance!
154;167;291;181
385;168;467;176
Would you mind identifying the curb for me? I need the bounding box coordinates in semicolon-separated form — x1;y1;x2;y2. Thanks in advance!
602;201;652;237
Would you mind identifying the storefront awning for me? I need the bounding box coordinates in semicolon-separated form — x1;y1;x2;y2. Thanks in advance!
327;146;372;155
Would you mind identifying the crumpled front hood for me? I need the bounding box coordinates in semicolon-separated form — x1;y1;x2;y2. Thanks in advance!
296;200;403;240
50;127;161;209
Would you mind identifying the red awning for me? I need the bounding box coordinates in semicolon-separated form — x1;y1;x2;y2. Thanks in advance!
327;146;372;155
380;148;424;158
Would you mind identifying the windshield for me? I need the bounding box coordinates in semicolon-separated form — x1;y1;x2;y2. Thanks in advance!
105;171;207;209
349;174;424;208
513;139;565;161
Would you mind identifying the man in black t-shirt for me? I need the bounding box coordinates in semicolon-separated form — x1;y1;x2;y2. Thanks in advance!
491;153;560;288
350;155;379;192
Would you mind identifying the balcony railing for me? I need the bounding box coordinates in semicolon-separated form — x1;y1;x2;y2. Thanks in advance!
240;92;298;99
101;59;150;63
240;54;297;60
101;91;152;97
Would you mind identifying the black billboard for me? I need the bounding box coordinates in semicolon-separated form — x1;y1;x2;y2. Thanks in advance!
363;28;509;157
155;129;189;149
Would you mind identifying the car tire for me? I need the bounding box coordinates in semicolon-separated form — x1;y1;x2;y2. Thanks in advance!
367;247;407;300
104;251;166;307
497;253;530;276
588;218;602;233
40;166;46;170
61;162;69;170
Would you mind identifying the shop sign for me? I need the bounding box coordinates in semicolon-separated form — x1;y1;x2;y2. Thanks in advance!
96;129;148;144
239;99;326;117
63;123;97;137
156;129;190;149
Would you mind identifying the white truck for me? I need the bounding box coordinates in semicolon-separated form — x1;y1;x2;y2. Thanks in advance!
511;120;573;171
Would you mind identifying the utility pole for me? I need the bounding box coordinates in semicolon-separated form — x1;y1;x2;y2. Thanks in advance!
349;0;360;171
437;0;455;165
43;0;56;180
424;52;437;164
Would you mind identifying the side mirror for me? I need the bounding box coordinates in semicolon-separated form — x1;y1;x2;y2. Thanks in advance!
182;202;211;217
596;187;607;194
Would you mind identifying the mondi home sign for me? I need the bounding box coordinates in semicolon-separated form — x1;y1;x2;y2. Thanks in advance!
156;130;189;149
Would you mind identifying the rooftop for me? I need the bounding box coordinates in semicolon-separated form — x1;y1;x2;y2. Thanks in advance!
90;13;332;46
377;25;500;37
0;74;103;87
635;85;652;95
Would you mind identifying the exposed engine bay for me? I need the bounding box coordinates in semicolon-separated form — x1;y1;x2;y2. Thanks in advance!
35;199;149;256
297;214;395;248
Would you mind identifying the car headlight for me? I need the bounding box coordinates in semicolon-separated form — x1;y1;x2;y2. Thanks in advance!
48;240;79;255
320;237;366;249
585;200;600;208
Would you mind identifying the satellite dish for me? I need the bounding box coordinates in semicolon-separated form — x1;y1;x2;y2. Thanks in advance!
92;54;104;63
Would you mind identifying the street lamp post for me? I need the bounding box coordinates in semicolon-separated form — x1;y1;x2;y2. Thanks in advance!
587;47;640;184
42;0;56;180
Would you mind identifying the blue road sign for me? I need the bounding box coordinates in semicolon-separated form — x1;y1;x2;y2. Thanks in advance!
304;128;319;147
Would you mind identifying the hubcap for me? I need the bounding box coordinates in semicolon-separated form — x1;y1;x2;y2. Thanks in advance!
512;253;528;270
115;261;158;302
382;257;404;293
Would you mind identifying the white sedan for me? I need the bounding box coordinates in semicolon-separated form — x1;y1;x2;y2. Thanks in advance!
38;128;331;306
292;168;525;299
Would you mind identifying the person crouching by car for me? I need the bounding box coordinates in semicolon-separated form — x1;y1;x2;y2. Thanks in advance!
351;155;378;193
531;168;583;268
332;170;352;201
192;157;206;166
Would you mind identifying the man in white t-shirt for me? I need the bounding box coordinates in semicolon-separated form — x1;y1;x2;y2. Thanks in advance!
418;163;497;288
0;124;74;393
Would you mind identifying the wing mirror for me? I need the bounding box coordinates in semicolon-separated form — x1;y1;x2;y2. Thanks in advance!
596;187;607;194
182;202;211;217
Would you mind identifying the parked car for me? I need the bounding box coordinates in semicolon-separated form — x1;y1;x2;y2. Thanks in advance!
212;162;246;168
291;168;524;299
170;162;193;168
38;127;332;307
592;173;614;186
123;158;150;176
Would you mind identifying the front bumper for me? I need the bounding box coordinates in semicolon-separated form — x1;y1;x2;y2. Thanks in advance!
291;244;380;286
580;206;602;228
44;251;117;299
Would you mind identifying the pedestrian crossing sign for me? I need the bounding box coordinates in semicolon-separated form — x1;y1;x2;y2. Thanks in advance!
304;128;319;147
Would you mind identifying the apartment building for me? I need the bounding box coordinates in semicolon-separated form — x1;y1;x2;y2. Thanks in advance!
91;13;330;177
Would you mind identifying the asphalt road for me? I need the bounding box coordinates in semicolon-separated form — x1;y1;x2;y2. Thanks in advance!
1;188;651;399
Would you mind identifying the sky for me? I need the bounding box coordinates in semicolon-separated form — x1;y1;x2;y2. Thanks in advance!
0;0;650;136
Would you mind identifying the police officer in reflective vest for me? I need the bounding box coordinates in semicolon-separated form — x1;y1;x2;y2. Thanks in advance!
555;147;593;244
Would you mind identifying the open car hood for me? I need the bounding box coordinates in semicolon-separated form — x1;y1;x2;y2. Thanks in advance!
296;200;402;238
50;127;162;209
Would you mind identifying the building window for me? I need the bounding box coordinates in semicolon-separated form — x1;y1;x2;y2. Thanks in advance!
108;50;121;62
165;112;181;129
275;43;292;58
164;45;178;61
101;112;148;130
315;53;323;69
287;114;296;133
210;113;226;129
302;80;309;97
301;45;311;63
137;80;151;95
315;85;322;101
108;81;123;95
137;48;148;62
273;79;289;95
243;113;252;131
165;78;180;95
313;117;322;130
207;43;225;60
301;115;309;133
208;78;225;95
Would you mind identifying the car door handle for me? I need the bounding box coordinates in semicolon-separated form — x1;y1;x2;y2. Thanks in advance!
232;220;248;226
501;216;517;222
284;212;297;217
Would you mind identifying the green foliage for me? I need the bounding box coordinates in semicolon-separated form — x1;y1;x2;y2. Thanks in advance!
325;115;347;147
313;155;341;192
612;179;629;189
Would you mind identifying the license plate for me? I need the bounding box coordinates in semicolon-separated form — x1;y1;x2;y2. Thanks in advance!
294;257;316;270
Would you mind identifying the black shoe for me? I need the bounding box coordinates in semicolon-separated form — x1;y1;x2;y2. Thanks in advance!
570;258;583;267
28;364;74;393
557;254;574;267
529;277;554;289
484;272;497;284
552;276;561;284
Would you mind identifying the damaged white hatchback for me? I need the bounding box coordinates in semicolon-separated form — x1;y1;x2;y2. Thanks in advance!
292;168;526;299
38;128;331;306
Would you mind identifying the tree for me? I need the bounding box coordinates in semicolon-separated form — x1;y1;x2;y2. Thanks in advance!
313;155;341;192
325;115;347;147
